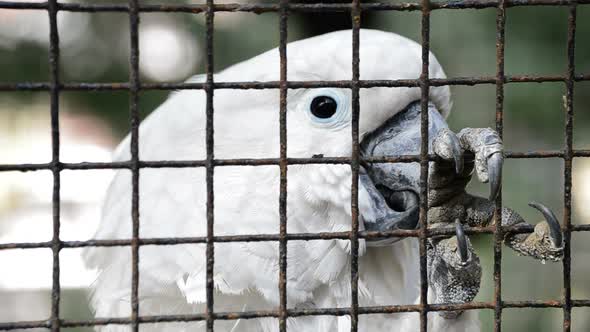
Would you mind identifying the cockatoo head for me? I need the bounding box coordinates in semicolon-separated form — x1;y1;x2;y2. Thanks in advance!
213;29;451;244
282;29;451;244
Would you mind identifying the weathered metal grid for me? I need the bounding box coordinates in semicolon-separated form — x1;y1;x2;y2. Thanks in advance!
0;1;588;332
493;0;506;329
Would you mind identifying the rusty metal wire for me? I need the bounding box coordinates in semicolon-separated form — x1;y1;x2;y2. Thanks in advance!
2;0;590;12
2;75;590;92
418;0;431;330
562;4;577;331
493;0;507;330
47;1;61;331
0;0;589;331
350;1;361;330
204;1;215;332
278;1;289;331
128;1;141;331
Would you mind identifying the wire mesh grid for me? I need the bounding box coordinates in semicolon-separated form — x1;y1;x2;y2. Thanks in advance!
0;0;589;331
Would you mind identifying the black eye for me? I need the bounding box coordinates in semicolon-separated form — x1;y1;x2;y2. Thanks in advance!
310;96;338;119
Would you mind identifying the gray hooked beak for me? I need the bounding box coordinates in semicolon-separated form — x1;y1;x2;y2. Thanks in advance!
360;169;420;246
359;101;447;246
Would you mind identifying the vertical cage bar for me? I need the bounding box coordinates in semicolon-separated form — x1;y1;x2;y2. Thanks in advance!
48;0;61;331
205;0;216;331
562;4;576;331
493;0;507;331
278;0;289;331
419;0;431;331
350;0;361;331
128;0;141;331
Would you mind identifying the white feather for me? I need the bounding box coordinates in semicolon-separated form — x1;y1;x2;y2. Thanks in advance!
84;29;476;331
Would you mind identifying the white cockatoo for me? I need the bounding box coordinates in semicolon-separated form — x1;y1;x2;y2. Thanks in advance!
84;29;563;332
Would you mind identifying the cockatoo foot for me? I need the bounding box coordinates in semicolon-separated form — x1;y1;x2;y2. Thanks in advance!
426;126;563;319
427;221;481;319
431;127;503;205
429;127;563;262
503;201;563;262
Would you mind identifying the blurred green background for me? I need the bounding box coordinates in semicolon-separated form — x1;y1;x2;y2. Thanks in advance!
1;0;589;331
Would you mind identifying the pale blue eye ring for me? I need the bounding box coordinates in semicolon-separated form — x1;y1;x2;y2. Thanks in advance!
304;89;350;128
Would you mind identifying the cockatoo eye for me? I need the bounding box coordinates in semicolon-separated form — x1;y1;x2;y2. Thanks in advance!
303;88;350;128
310;96;337;119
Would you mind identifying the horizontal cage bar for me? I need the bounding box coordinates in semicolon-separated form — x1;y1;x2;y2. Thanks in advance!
1;150;589;172
1;74;590;91
1;0;590;12
4;223;590;251
2;299;590;331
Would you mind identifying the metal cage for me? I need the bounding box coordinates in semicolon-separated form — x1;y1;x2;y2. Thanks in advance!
0;1;589;331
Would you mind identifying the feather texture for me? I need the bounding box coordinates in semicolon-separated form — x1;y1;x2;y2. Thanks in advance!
84;29;477;331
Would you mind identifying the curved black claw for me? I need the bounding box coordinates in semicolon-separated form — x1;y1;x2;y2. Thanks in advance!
449;133;464;175
488;152;503;201
529;201;563;248
455;219;468;264
427;221;482;319
433;128;464;174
